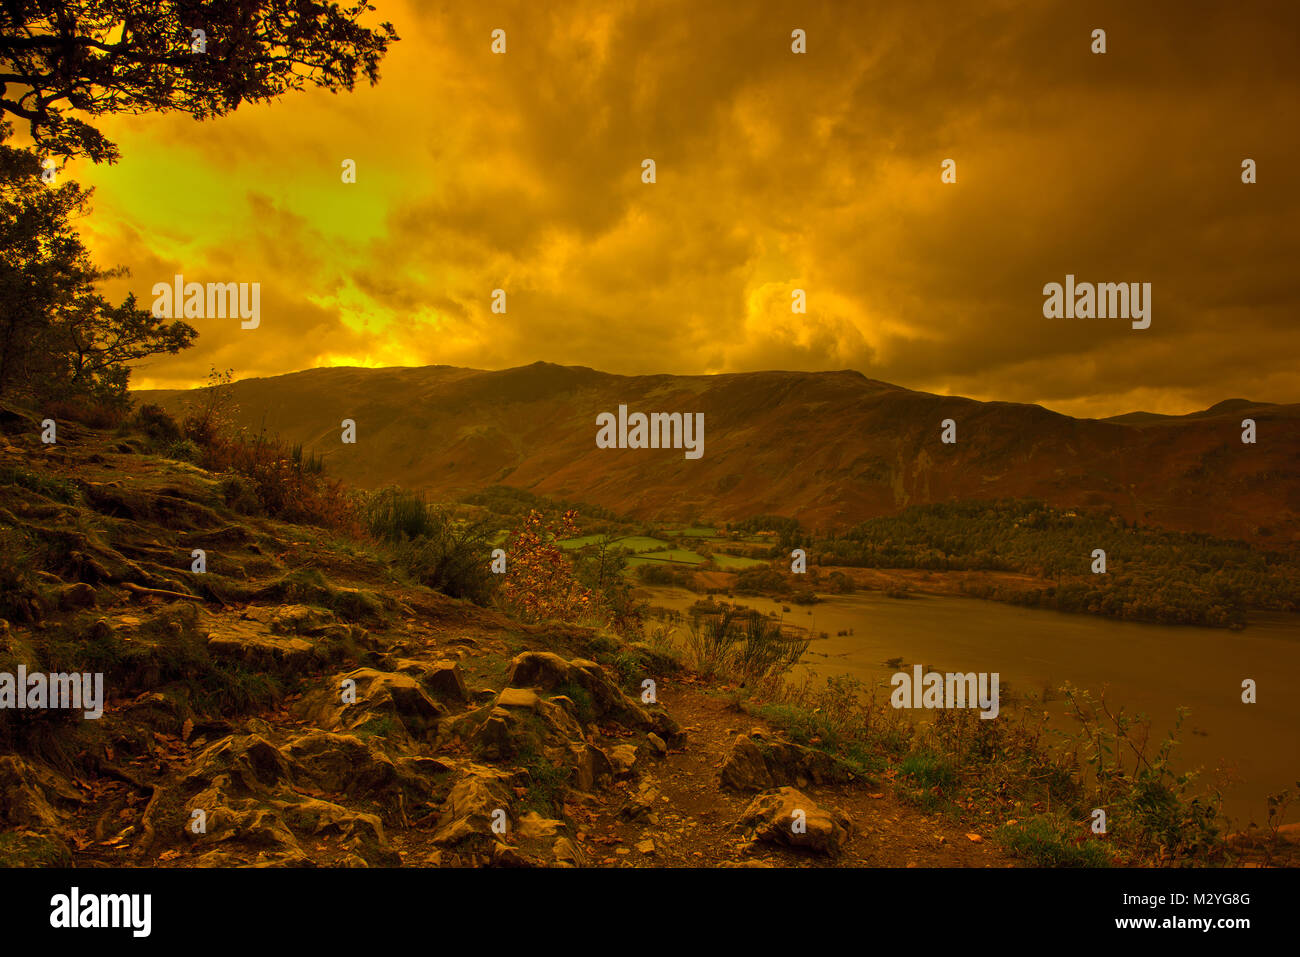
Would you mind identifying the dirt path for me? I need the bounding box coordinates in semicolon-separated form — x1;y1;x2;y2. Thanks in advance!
567;680;1013;867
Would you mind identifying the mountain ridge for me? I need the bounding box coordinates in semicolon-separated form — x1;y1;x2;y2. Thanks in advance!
136;363;1300;543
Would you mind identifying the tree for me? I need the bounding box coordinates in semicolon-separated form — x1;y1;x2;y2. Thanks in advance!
0;124;196;402
1;0;399;163
0;1;398;402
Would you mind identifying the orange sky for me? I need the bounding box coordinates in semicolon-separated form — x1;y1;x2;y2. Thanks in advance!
64;0;1300;419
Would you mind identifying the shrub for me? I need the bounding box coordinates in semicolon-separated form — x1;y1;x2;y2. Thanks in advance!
635;563;696;588
364;487;438;542
682;605;809;687
219;475;261;514
498;510;594;624
390;516;497;604
203;430;358;530
43;397;126;429
133;403;181;443
165;438;199;462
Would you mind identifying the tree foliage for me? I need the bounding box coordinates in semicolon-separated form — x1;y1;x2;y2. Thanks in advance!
0;0;398;163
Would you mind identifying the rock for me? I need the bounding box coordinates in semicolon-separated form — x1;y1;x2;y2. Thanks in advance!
496;688;540;711
569;743;614;793
635;838;656;855
719;732;857;792
432;766;515;847
183;734;294;793
57;582;97;609
267;604;333;635
0;756;85;830
607;744;638;777
552;836;586;868
425;660;470;704
620;780;661;822
516;811;564;840
275;797;399;866
121;690;193;736
459;695;588;774
492;842;533;867
735;786;851;856
389;658;470;705
646;732;668;757
183;783;303;858
191;845;313;868
0;830;72;867
277;732;425;823
506;651;640;725
295;668;445;742
207;631;318;674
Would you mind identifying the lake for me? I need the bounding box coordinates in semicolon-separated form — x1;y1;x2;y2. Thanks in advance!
641;586;1300;824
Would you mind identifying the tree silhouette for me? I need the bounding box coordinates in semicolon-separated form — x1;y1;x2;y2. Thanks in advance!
0;126;195;401
0;0;399;163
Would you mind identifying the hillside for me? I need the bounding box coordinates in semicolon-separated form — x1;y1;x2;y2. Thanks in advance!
2;404;1293;868
0;409;1021;868
138;363;1300;543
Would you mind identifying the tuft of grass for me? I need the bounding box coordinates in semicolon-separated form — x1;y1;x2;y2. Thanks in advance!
995;815;1112;867
900;749;958;790
517;742;571;815
365;487;437;542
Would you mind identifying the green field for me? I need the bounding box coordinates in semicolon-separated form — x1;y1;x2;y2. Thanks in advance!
711;553;768;569
558;535;671;552
626;548;708;566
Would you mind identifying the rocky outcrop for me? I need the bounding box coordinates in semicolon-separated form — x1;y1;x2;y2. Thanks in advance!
505;651;686;746
294;667;445;742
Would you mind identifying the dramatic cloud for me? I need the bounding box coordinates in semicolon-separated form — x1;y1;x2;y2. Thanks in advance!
72;0;1300;417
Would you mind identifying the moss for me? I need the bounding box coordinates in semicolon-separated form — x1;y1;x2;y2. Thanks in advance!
0;831;73;867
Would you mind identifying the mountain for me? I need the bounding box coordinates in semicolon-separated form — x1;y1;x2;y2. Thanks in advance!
136;363;1300;543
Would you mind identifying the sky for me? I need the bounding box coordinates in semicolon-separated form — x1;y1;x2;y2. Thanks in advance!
65;0;1300;419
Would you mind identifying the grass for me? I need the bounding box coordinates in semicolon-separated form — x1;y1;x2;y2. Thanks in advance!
354;714;397;740
517;741;572;815
558;535;669;552
552;683;596;724
711;553;768;569
0;465;79;504
995;815;1112;867
364;486;439;542
897;749;960;812
627;549;706;566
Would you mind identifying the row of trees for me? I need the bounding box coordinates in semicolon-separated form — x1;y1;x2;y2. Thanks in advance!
816;500;1299;626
